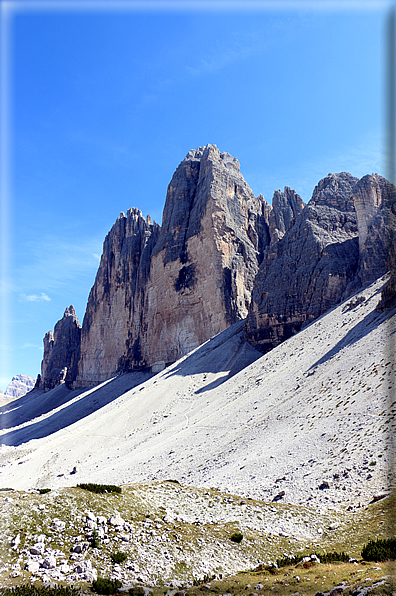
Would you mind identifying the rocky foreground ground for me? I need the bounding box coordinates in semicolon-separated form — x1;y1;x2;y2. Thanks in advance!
0;482;395;594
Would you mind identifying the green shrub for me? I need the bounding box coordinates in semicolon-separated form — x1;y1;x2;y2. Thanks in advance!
128;588;145;596
89;529;100;549
274;551;349;568
361;538;396;561
0;585;80;595
318;551;349;564
192;574;216;586
92;577;122;594
110;551;127;564
230;532;243;543
77;483;121;494
38;488;51;494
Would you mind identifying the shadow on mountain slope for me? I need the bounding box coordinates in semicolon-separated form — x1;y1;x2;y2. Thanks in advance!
0;384;84;430
0;372;152;446
162;320;262;394
308;305;388;371
0;321;261;446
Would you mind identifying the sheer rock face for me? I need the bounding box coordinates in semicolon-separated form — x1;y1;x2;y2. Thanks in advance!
74;209;160;388
245;172;362;352
351;173;396;287
269;187;305;244
40;306;82;391
139;145;271;365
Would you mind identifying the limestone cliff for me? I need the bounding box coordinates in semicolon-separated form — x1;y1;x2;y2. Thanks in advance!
74;145;274;385
74;209;160;388
4;375;35;399
245;173;360;351
245;172;395;352
40;306;82;391
139;145;270;366
351;173;396;287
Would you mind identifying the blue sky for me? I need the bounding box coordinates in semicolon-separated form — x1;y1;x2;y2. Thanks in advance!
0;0;392;391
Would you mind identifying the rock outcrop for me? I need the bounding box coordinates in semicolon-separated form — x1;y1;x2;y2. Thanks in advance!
245;172;395;352
74;209;160;388
4;375;35;399
40;306;82;391
245;173;360;351
138;145;270;368
351;173;396;289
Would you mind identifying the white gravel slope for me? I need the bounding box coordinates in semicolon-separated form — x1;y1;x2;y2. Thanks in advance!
0;275;394;510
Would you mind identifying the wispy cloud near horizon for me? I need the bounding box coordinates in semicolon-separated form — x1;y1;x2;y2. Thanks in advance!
20;292;51;303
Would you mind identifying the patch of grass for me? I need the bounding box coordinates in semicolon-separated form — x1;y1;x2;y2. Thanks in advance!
317;551;349;564
110;551;127;564
128;589;145;596
76;483;121;494
92;577;122;594
38;488;51;495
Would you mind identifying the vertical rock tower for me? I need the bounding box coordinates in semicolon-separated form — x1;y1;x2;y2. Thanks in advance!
139;144;269;366
40;306;82;391
74;209;160;387
70;144;273;388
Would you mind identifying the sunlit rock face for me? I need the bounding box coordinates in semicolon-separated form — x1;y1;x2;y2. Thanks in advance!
68;145;278;388
351;173;395;288
139;144;271;366
3;374;35;399
74;209;160;388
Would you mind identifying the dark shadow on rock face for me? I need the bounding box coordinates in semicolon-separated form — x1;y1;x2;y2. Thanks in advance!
0;372;152;446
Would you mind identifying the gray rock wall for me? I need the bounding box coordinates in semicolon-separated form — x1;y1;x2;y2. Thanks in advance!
40;306;82;391
245;172;395;352
74;209;160;388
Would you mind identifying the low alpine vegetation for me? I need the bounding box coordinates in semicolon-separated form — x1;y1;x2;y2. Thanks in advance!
92;577;122;594
0;585;80;595
230;532;243;543
89;529;100;549
110;551;127;564
361;538;396;561
76;483;121;494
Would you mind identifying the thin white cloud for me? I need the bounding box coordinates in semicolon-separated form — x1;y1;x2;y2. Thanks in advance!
20;292;51;303
20;343;44;350
92;253;101;261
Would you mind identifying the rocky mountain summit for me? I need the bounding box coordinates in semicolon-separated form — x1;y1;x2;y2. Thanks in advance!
3;375;35;399
246;171;395;352
37;145;394;391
